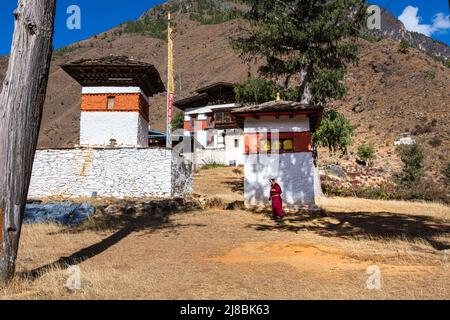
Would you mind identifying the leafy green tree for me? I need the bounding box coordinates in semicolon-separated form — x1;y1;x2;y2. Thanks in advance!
231;0;367;105
234;78;278;104
357;143;375;166
172;111;185;131
396;144;425;185
314;111;355;154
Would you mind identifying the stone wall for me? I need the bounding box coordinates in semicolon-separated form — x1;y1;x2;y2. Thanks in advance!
29;147;191;199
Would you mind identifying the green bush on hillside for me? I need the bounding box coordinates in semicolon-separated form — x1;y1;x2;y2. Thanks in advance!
357;143;376;166
443;162;450;186
396;143;425;185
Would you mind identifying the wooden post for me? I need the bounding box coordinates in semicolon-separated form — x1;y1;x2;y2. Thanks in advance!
0;0;56;284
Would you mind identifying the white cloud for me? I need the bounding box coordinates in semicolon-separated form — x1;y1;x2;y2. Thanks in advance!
432;12;450;32
398;6;450;37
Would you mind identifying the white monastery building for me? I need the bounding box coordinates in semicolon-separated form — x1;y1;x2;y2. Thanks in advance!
232;100;323;210
175;83;244;167
28;56;192;199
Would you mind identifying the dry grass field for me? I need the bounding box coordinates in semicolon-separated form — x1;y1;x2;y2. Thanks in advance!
0;167;449;300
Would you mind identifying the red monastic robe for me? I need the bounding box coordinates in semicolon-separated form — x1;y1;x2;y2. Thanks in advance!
270;183;283;218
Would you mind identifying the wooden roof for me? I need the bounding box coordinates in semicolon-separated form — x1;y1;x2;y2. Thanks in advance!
195;82;235;95
174;82;237;110
232;100;323;116
61;56;165;97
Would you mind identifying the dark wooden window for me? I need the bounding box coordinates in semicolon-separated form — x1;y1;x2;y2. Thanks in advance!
214;111;233;124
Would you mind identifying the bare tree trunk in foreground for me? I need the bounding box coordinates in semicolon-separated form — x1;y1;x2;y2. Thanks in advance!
0;0;56;284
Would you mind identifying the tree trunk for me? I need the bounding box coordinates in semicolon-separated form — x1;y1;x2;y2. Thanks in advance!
0;0;56;284
299;65;324;200
300;64;313;105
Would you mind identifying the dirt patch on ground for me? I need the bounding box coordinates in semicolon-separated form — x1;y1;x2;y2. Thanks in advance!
211;240;444;279
211;241;363;272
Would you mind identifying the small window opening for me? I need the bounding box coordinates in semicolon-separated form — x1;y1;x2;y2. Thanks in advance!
107;96;115;110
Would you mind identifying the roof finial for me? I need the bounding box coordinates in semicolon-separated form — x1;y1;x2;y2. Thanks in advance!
276;92;281;101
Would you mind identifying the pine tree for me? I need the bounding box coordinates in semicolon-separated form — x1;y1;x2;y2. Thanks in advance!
232;0;367;105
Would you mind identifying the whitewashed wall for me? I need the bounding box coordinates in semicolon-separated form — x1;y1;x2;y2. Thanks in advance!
137;114;149;147
82;86;149;103
194;130;209;148
244;114;310;133
243;115;316;209
28;148;192;199
80;112;148;147
225;131;244;166
196;148;227;165
244;153;315;209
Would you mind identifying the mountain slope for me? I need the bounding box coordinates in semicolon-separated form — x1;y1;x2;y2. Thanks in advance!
368;8;450;59
0;0;448;179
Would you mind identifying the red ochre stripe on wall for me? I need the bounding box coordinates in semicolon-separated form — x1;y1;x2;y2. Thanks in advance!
244;132;312;154
81;93;149;121
184;120;207;131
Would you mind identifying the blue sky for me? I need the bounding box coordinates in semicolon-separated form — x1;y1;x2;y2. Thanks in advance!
0;0;449;55
0;0;164;55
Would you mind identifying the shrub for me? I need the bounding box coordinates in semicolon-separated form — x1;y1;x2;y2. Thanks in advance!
431;119;438;127
53;44;83;59
188;0;241;25
396;143;424;185
172;111;184;131
356;143;376;166
322;181;449;204
399;40;410;54
314;111;355;155
202;161;225;170
443;162;450;186
412;123;433;135
190;9;241;25
205;197;225;209
428;136;442;147
123;17;167;40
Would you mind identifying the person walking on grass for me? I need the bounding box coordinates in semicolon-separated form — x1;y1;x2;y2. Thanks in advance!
269;178;283;220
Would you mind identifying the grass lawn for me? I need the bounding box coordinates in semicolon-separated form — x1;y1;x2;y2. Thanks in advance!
1;167;449;299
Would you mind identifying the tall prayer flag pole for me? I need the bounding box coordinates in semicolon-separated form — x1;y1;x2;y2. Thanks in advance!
166;12;175;149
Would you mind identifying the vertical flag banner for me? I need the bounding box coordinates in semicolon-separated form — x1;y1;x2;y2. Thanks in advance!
166;13;175;149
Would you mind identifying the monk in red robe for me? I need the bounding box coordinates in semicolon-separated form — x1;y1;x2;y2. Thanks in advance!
269;178;283;219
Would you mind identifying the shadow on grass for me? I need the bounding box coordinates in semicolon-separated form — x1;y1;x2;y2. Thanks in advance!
19;198;205;281
224;179;244;194
247;210;450;251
